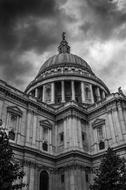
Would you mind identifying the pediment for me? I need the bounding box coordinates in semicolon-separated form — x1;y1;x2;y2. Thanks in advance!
7;106;23;117
92;118;105;128
40;119;52;129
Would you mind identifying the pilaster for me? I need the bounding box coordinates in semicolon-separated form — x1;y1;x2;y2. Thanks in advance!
117;103;126;139
107;110;116;145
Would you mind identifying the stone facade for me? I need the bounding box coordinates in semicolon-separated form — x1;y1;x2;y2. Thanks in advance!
0;35;126;190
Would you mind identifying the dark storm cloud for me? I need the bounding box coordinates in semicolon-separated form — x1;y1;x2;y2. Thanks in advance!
0;0;65;89
0;50;35;88
0;0;56;23
80;0;126;41
0;0;59;51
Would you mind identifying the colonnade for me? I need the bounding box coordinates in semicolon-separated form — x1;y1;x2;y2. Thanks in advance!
30;80;106;104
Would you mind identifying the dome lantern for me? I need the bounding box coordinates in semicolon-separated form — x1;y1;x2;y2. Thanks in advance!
58;32;70;54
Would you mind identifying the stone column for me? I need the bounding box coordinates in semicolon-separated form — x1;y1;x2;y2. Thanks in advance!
51;82;55;103
81;82;85;103
71;81;75;101
96;87;101;101
102;91;106;99
61;81;65;103
90;84;94;103
42;85;46;102
35;88;38;98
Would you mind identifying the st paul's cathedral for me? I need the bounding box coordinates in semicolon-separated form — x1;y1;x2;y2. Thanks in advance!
0;33;126;190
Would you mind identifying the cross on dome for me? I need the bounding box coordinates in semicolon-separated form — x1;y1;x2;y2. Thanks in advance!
58;32;70;54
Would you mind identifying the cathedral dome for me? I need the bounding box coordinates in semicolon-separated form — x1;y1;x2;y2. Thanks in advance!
37;53;93;77
25;33;110;106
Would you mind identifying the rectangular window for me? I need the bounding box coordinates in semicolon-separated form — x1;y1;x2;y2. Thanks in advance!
43;127;48;141
9;113;18;131
8;113;18;141
82;132;85;142
61;174;64;183
99;141;105;150
59;132;64;143
86;174;89;183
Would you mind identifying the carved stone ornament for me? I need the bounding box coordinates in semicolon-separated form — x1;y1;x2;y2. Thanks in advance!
92;118;105;129
7;106;22;117
39;119;52;129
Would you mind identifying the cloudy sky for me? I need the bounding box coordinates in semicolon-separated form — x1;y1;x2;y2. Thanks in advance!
0;0;126;93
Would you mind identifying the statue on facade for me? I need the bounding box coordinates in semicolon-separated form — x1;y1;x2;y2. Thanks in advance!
118;87;125;96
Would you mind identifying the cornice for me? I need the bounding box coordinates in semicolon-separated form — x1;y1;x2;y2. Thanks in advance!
55;102;88;121
11;142;126;170
26;70;109;94
0;80;55;118
87;93;126;119
1;80;126;122
91;142;126;161
55;149;92;162
11;143;56;161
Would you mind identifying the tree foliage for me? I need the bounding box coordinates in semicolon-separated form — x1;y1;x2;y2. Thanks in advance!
90;147;126;190
0;129;26;190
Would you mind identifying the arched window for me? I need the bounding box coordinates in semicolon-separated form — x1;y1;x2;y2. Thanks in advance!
42;141;48;151
40;171;49;190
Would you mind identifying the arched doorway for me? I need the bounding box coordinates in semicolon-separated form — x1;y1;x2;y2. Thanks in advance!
40;170;49;190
